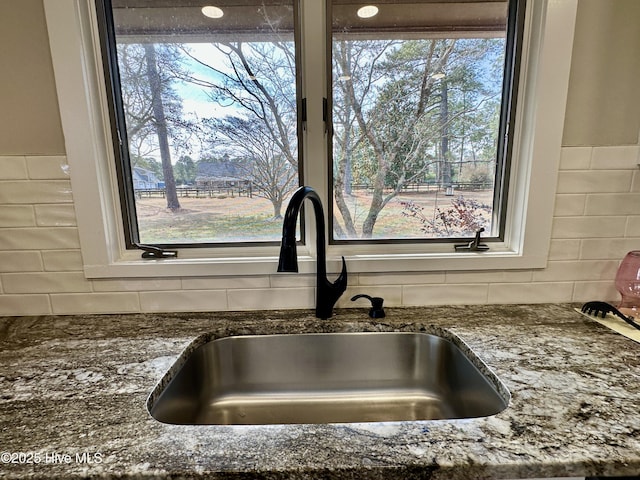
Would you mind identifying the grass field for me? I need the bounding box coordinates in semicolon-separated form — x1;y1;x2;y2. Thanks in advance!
136;189;494;244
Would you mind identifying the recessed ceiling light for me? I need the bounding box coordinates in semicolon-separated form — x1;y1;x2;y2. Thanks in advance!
201;6;224;19
357;5;379;18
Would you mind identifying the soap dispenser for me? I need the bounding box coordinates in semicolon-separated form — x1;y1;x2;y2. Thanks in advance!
351;294;385;318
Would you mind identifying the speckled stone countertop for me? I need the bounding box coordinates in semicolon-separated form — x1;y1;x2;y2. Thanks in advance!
1;304;639;479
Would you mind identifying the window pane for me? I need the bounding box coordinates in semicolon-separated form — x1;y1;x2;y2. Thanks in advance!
108;0;300;245
331;0;510;241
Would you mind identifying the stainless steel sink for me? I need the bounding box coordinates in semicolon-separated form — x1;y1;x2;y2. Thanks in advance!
148;332;509;425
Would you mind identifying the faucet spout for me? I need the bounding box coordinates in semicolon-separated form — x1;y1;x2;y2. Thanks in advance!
277;186;347;319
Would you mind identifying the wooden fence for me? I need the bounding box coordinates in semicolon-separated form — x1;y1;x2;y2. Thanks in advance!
135;185;253;199
350;181;493;194
135;181;491;200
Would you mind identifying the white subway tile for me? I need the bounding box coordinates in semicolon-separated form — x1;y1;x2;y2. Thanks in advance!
625;217;640;237
26;156;70;180
572;281;618;303
182;275;270;290
42;250;84;271
227;287;314;311
359;271;446;285
446;269;533;284
630;170;640;192
532;260;619;283
0;294;51;315
51;292;140;314
591;145;640;170
551;216;627;239
580;238;640;260
556;171;631;194
0;156;27;179
548;239;581;261
402;284;488;306
0;251;43;273
34;204;77;226
140;289;227;312
0;227;80;250
0;180;74;204
553;194;585;216
559;146;591;170
2;272;92;294
487;282;574;304
269;273;316;288
584;193;640;216
94;278;182;292
0;205;35;227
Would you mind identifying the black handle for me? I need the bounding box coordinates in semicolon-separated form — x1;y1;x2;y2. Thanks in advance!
454;228;489;252
134;243;178;259
351;294;385;318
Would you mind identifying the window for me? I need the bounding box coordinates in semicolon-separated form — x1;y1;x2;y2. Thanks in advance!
329;1;522;244
44;0;577;277
96;0;302;247
99;0;520;248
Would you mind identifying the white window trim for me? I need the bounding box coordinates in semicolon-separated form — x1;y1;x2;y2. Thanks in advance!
44;0;577;279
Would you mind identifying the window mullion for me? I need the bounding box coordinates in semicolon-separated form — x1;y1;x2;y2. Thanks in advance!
299;0;329;259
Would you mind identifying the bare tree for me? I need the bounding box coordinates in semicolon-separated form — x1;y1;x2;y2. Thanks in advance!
181;40;298;173
117;43;200;211
332;38;504;238
143;44;180;210
209;116;297;219
333;39;455;237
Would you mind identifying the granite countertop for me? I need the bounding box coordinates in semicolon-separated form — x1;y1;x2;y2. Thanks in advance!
1;304;639;479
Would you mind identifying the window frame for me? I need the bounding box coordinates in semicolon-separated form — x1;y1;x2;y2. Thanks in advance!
325;0;526;247
44;0;578;278
95;0;305;250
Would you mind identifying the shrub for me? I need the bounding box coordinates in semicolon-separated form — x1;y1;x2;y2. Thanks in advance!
401;196;492;237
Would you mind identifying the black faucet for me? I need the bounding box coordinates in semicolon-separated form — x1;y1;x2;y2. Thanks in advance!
277;186;347;319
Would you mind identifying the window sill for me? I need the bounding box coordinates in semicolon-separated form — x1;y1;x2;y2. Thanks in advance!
83;243;546;278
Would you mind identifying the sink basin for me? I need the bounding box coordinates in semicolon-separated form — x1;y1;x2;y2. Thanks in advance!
148;331;509;425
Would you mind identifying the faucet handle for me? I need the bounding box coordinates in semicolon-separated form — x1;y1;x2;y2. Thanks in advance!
351;294;385;318
335;256;348;289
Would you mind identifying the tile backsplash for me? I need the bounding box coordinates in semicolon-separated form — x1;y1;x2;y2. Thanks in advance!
1;145;639;315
